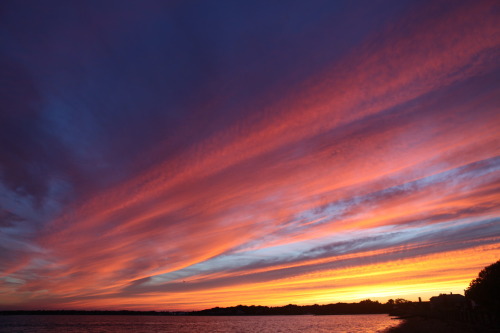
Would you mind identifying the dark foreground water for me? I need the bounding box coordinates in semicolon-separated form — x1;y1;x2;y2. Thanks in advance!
0;314;399;332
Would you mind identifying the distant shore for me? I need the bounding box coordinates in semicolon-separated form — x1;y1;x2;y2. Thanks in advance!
0;309;389;316
0;310;183;316
0;300;391;316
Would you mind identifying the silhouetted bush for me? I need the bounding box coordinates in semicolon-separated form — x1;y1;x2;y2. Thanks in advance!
465;259;500;311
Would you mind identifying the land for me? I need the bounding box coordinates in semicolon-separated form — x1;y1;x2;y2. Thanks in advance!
384;316;500;333
0;299;389;316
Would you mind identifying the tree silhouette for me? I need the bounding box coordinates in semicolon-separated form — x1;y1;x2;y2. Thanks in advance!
394;298;410;304
465;260;500;310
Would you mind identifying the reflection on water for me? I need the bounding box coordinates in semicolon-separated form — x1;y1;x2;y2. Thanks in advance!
0;314;399;332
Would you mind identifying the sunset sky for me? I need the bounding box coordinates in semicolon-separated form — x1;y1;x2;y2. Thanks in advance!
1;0;499;311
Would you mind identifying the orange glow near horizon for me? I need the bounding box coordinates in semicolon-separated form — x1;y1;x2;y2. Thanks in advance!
1;0;499;311
3;244;497;311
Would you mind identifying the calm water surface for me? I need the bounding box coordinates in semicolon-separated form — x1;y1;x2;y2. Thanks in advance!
0;314;399;332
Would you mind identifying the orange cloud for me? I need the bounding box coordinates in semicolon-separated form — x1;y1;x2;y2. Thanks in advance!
2;0;499;310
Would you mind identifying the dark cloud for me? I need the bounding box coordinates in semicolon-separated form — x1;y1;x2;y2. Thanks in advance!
0;0;416;203
0;56;61;201
1;0;499;310
0;209;24;228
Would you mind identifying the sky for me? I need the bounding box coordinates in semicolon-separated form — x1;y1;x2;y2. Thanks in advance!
0;0;499;311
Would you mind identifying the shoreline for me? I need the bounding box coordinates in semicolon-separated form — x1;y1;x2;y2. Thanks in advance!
384;316;500;333
0;310;392;316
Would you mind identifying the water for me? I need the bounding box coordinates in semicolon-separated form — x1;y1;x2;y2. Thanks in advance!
0;314;399;332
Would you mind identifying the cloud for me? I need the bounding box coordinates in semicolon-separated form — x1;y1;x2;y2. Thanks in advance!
1;0;499;310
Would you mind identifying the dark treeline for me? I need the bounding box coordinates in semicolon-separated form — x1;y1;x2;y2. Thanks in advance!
193;299;391;315
0;310;178;316
0;299;396;316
